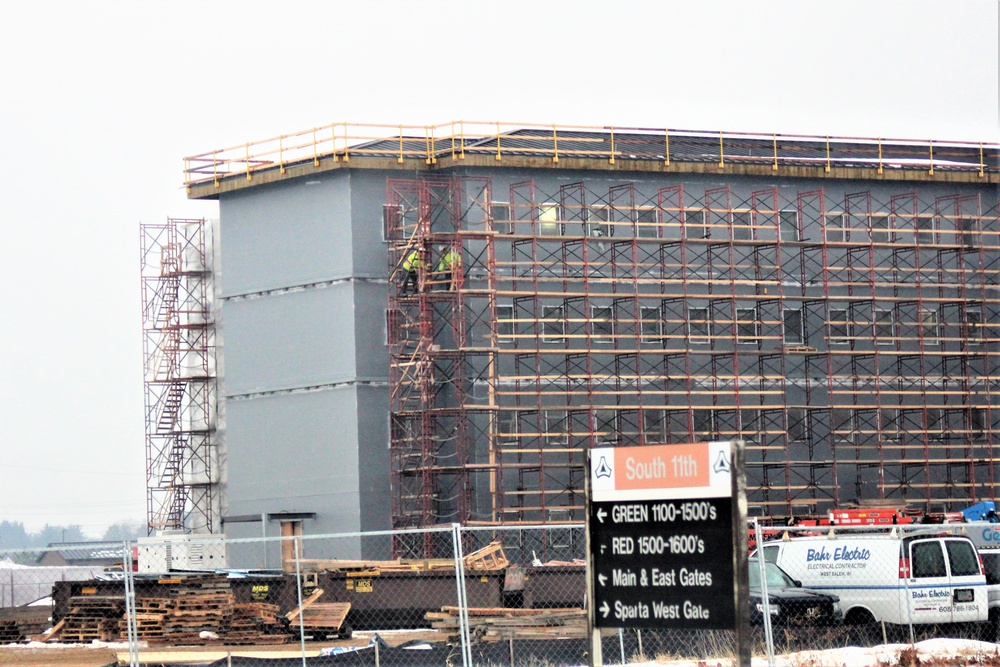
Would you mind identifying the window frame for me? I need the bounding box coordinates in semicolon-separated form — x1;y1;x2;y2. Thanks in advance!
874;309;895;345
496;304;514;342
828;307;850;343
736;307;759;344
825;212;845;242
783;309;804;345
640;305;663;341
538;202;561;236
685;208;706;239
541;305;565;343
732;210;753;240
920;309;939;346
591;305;614;343
586;205;611;238
635;206;659;238
779;209;800;242
544;410;568;446
688;306;711;344
490;201;513;234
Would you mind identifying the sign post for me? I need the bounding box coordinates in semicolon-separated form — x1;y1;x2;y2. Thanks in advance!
585;441;748;666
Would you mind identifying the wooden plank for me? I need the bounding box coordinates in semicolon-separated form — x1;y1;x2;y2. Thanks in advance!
32;618;67;643
284;587;324;621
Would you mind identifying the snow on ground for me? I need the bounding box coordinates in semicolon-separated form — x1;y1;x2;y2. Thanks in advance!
3;637;1000;666
4;639;139;650
638;640;1000;667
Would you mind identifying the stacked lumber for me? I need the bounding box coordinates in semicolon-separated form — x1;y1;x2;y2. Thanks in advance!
297;541;509;573
111;574;290;646
297;557;453;573
153;576;234;645
0;611;48;643
426;606;587;644
226;602;289;645
60;596;125;643
119;597;172;642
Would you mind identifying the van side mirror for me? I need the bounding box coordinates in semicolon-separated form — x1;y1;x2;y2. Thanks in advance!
792;578;802;588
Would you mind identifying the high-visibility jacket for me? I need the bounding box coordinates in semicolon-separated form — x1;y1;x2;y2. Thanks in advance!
437;249;461;271
402;250;423;271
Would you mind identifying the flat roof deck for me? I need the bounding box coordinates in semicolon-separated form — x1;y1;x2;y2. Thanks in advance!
185;122;1000;200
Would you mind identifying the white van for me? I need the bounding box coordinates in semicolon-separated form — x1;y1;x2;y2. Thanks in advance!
759;532;987;626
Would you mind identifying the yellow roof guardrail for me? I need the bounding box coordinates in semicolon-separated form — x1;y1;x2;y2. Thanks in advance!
184;121;1000;190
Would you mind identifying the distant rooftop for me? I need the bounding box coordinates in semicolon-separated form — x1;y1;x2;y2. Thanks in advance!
185;121;1000;200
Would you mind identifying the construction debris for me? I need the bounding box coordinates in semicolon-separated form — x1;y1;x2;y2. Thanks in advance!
463;542;508;571
60;596;125;643
297;541;508;573
426;606;587;644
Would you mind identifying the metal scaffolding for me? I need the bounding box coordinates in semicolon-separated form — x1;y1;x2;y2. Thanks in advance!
386;175;1000;552
140;218;219;534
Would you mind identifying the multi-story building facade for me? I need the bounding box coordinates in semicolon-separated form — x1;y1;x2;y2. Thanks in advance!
159;122;1000;557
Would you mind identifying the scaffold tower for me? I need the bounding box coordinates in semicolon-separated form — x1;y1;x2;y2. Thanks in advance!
140;218;219;534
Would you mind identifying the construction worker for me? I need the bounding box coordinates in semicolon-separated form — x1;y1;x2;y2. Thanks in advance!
436;244;462;291
400;247;424;295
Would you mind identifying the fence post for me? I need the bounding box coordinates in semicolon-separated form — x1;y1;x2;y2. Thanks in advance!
902;526;915;645
451;524;472;667
123;542;139;667
293;536;307;667
755;520;775;667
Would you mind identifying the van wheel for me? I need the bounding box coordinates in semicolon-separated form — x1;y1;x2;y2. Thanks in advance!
844;609;879;646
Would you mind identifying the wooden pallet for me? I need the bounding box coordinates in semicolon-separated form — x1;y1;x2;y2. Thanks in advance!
463;541;508;571
293;602;352;637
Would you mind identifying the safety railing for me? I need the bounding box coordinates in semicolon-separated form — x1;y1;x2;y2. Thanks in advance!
184;121;1000;189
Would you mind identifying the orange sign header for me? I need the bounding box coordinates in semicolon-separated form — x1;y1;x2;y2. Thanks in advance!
590;441;732;501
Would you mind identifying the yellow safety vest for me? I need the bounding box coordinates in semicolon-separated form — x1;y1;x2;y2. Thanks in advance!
437;250;461;271
402;251;423;271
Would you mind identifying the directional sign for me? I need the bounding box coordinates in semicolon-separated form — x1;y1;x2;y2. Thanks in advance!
587;442;739;631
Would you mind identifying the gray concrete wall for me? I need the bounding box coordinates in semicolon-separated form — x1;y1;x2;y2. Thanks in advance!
219;174;352;296
217;169;392;555
222;286;358;395
224;388;360;529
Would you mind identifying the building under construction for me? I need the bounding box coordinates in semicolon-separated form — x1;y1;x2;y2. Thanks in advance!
153;122;1000;556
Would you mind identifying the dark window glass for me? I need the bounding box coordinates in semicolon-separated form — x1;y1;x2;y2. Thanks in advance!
685;209;705;238
911;541;947;578
946;540;980;577
689;307;710;342
542;305;565;342
636;208;658;237
497;305;514;341
783;309;804;344
491;203;512;234
875;310;894;343
779;210;799;242
641;306;662;340
737;308;758;342
829;308;849;342
592;306;614;341
732;211;752;240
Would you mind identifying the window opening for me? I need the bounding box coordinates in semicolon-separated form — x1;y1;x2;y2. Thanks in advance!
783;309;804;344
542;305;565;342
592;306;614;342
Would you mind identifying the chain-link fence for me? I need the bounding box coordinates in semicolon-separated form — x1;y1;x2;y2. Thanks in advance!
752;521;997;655
1;523;997;666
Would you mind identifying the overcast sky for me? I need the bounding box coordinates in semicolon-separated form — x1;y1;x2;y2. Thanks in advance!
0;0;997;538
